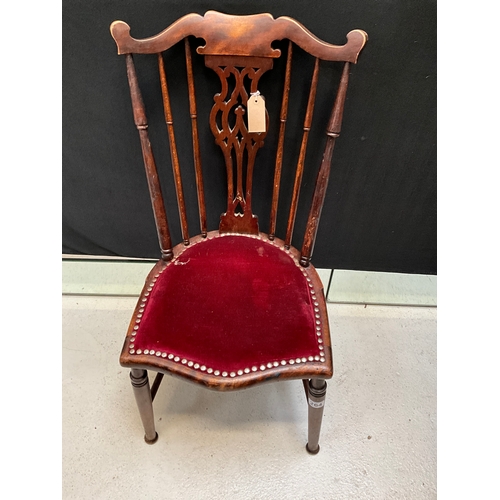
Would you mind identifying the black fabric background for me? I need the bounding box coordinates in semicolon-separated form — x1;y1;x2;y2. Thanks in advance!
62;0;436;274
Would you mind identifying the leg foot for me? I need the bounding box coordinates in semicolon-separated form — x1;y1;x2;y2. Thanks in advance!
145;432;159;445
306;378;327;454
130;369;158;444
306;443;320;455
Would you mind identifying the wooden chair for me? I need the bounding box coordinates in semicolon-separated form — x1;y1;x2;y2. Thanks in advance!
110;10;367;453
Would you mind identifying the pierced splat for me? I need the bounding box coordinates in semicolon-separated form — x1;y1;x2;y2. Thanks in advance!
205;55;273;234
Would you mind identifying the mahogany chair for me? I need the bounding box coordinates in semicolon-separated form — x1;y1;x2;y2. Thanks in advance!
110;11;367;453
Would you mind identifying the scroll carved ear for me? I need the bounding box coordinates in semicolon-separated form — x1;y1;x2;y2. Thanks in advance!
110;14;206;55
273;17;368;62
110;11;367;62
110;20;131;49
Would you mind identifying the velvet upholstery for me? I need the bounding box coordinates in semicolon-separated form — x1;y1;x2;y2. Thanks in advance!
126;234;327;376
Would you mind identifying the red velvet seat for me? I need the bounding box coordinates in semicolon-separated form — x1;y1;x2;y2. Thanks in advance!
120;232;331;388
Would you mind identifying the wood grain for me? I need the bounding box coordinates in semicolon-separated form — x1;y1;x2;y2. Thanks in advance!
125;54;173;261
158;53;190;245
300;62;350;266
269;41;293;241
285;57;320;248
110;11;367;62
205;55;273;234
185;38;207;238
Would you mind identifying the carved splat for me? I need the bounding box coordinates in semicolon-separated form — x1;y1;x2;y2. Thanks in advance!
205;55;273;234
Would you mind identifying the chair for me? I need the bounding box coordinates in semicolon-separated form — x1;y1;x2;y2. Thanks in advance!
110;10;367;453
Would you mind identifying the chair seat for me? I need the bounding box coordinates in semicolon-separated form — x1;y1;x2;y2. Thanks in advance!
120;231;332;388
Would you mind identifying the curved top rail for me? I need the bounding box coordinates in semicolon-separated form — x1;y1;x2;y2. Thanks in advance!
110;10;367;63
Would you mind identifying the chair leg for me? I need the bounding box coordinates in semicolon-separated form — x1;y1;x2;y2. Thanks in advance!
306;378;327;454
130;368;158;444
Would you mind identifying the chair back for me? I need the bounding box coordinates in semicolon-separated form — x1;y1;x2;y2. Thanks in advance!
110;11;367;265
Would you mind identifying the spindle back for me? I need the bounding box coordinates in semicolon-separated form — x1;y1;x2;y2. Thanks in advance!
110;11;367;266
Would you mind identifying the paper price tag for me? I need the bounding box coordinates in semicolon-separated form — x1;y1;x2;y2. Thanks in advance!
247;92;266;133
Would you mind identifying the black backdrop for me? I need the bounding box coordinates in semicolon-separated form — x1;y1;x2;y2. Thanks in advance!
62;0;436;274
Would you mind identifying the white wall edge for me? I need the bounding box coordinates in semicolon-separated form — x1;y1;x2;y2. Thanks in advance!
62;259;436;306
327;269;436;306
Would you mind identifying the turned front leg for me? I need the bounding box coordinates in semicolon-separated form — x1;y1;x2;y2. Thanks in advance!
130;368;158;444
306;378;327;454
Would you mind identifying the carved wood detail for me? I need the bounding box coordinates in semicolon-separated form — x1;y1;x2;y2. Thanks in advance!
111;11;367;63
205;55;273;234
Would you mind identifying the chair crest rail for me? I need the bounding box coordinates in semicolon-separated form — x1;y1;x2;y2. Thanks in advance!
110;11;367;63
